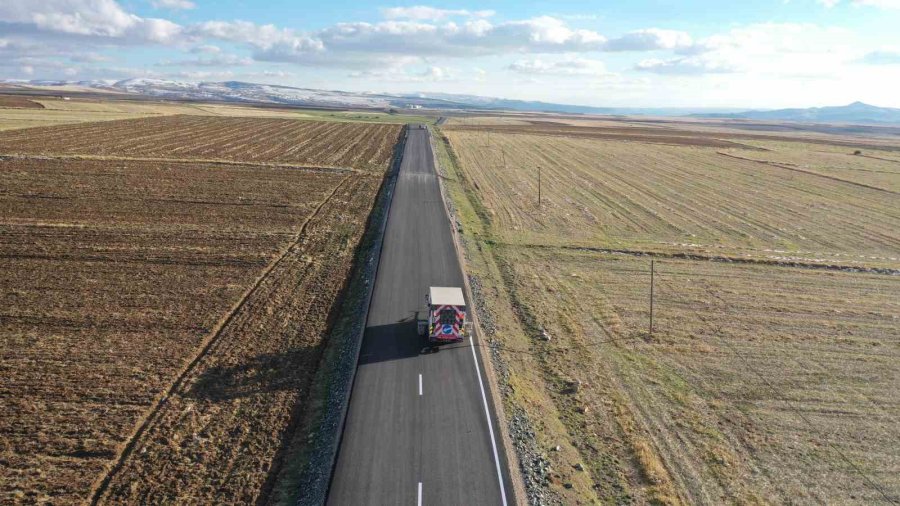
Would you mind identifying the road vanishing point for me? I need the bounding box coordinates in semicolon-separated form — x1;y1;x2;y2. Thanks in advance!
327;125;515;505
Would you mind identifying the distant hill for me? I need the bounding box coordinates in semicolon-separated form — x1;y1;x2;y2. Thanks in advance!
695;102;900;124
398;92;747;116
5;79;894;123
0;78;743;116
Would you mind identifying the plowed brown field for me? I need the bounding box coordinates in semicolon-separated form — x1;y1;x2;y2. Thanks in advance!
0;96;44;109
0;116;401;503
0;115;401;170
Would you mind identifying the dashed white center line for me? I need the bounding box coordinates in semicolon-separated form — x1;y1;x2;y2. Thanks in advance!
418;374;423;396
417;481;423;506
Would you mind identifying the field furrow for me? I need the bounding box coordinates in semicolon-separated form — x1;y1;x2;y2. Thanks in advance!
0;115;402;170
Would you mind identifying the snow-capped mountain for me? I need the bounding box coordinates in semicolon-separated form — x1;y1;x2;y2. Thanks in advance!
1;78;605;112
3;79;898;123
95;79;397;108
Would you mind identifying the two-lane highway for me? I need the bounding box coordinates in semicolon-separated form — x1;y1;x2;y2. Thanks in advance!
327;126;514;505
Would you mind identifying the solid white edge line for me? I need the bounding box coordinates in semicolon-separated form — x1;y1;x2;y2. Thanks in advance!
419;374;423;396
469;336;508;506
417;481;423;506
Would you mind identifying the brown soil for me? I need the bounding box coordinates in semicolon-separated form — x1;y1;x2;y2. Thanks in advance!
0;116;400;504
0;115;401;171
0;96;44;109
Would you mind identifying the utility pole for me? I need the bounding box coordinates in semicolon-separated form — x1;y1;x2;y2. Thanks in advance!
537;165;542;208
649;260;655;338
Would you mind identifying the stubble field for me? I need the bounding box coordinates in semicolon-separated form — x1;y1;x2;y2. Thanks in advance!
443;128;900;268
437;118;900;504
0;115;402;503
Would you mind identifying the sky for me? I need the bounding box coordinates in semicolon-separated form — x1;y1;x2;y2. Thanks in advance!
1;0;899;108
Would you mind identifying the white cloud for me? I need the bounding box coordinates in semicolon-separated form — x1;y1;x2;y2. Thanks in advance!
508;57;610;76
259;70;294;78
0;1;895;108
190;20;321;51
151;0;196;10
348;65;458;82
191;44;221;54
852;0;900;7
229;16;609;68
819;0;900;7
638;23;860;77
861;48;900;64
636;56;737;75
169;70;235;80
381;6;495;21
69;52;110;62
0;0;183;43
604;29;692;51
553;13;601;21
420;66;451;80
158;53;253;67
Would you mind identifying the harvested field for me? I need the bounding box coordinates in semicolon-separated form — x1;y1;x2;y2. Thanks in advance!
435;123;900;505
0;96;44;109
443;130;900;267
444;118;900;151
32;99;198;115
720;140;900;193
444;123;758;149
0;99;200;131
0;115;402;170
498;247;900;504
1;118;398;503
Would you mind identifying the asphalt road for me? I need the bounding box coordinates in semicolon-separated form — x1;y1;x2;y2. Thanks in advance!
327;126;514;505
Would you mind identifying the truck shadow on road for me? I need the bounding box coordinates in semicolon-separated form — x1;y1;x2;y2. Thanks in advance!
358;320;450;365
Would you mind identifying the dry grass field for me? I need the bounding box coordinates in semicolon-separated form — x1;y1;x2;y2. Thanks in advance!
437;118;900;504
0;116;401;503
719;140;900;193
443;128;900;269
0;95;433;132
0;97;205;131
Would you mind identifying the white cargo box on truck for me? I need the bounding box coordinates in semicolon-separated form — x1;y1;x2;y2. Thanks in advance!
428;286;465;307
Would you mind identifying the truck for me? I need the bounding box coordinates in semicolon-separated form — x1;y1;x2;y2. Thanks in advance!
417;286;467;343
